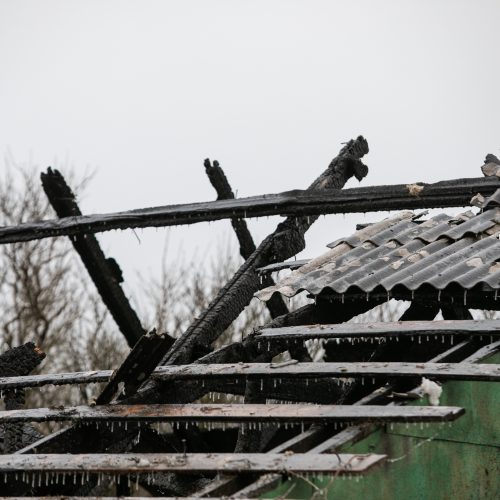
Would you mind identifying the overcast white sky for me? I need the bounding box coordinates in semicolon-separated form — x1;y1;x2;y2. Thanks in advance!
1;0;499;297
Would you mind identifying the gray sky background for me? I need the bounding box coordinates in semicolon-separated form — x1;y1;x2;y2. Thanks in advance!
1;0;499;302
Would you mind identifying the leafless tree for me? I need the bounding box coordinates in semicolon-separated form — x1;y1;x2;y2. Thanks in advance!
0;159;128;412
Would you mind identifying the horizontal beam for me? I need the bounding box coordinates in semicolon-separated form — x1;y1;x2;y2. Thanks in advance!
0;452;385;475
0;403;464;425
3;361;496;392
256;319;500;342
0;176;497;244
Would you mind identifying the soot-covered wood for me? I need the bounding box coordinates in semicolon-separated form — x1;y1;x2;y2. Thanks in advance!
2;176;499;244
0;343;45;454
40;168;144;348
204;158;288;321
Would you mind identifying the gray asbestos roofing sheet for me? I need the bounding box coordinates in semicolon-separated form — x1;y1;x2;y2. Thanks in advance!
256;208;500;301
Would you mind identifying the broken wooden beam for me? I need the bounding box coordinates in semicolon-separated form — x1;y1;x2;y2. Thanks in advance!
96;330;175;404
40;168;144;348
0;403;464;424
0;343;46;378
204;158;288;320
255;319;500;343
1;175;498;244
0;452;385;475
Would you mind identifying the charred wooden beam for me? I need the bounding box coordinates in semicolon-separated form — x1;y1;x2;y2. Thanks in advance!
324;288;500;311
146;362;499;382
0;343;45;377
2;175;499;245
40;168;144;347
97;330;175;404
0;452;385;475
0;403;464;425
256;319;500;343
204;158;288;320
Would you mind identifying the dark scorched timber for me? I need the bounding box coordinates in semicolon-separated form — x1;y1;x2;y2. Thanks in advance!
0;403;464;424
0;452;385;475
1;176;499;244
0;343;46;454
5;360;488;392
97;330;175;404
256;319;500;342
40;168;144;347
0;343;46;377
134;362;500;382
204;158;288;320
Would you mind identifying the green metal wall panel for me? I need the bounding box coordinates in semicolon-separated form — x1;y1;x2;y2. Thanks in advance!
264;353;499;499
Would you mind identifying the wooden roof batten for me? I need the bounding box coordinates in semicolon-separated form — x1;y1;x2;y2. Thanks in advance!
0;142;499;498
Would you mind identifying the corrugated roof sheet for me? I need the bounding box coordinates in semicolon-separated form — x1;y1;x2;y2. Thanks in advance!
256;208;500;301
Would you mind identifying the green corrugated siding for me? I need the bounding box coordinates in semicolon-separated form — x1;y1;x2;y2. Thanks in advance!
265;353;500;499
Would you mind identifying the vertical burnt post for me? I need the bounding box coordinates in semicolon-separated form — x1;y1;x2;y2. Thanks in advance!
0;343;45;453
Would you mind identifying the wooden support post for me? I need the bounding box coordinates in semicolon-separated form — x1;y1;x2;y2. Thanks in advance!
0;343;45;454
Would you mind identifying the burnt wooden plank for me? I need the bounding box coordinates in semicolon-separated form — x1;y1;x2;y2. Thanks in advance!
96;330;175;404
0;370;112;391
150;362;499;382
40;168;144;347
0;403;464;424
0;452;385;475
257;319;500;342
1;176;498;245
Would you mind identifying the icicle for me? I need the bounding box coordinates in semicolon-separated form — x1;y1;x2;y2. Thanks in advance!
463;290;467;305
260;379;264;391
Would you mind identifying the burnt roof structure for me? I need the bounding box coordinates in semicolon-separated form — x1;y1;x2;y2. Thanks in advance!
0;138;499;498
